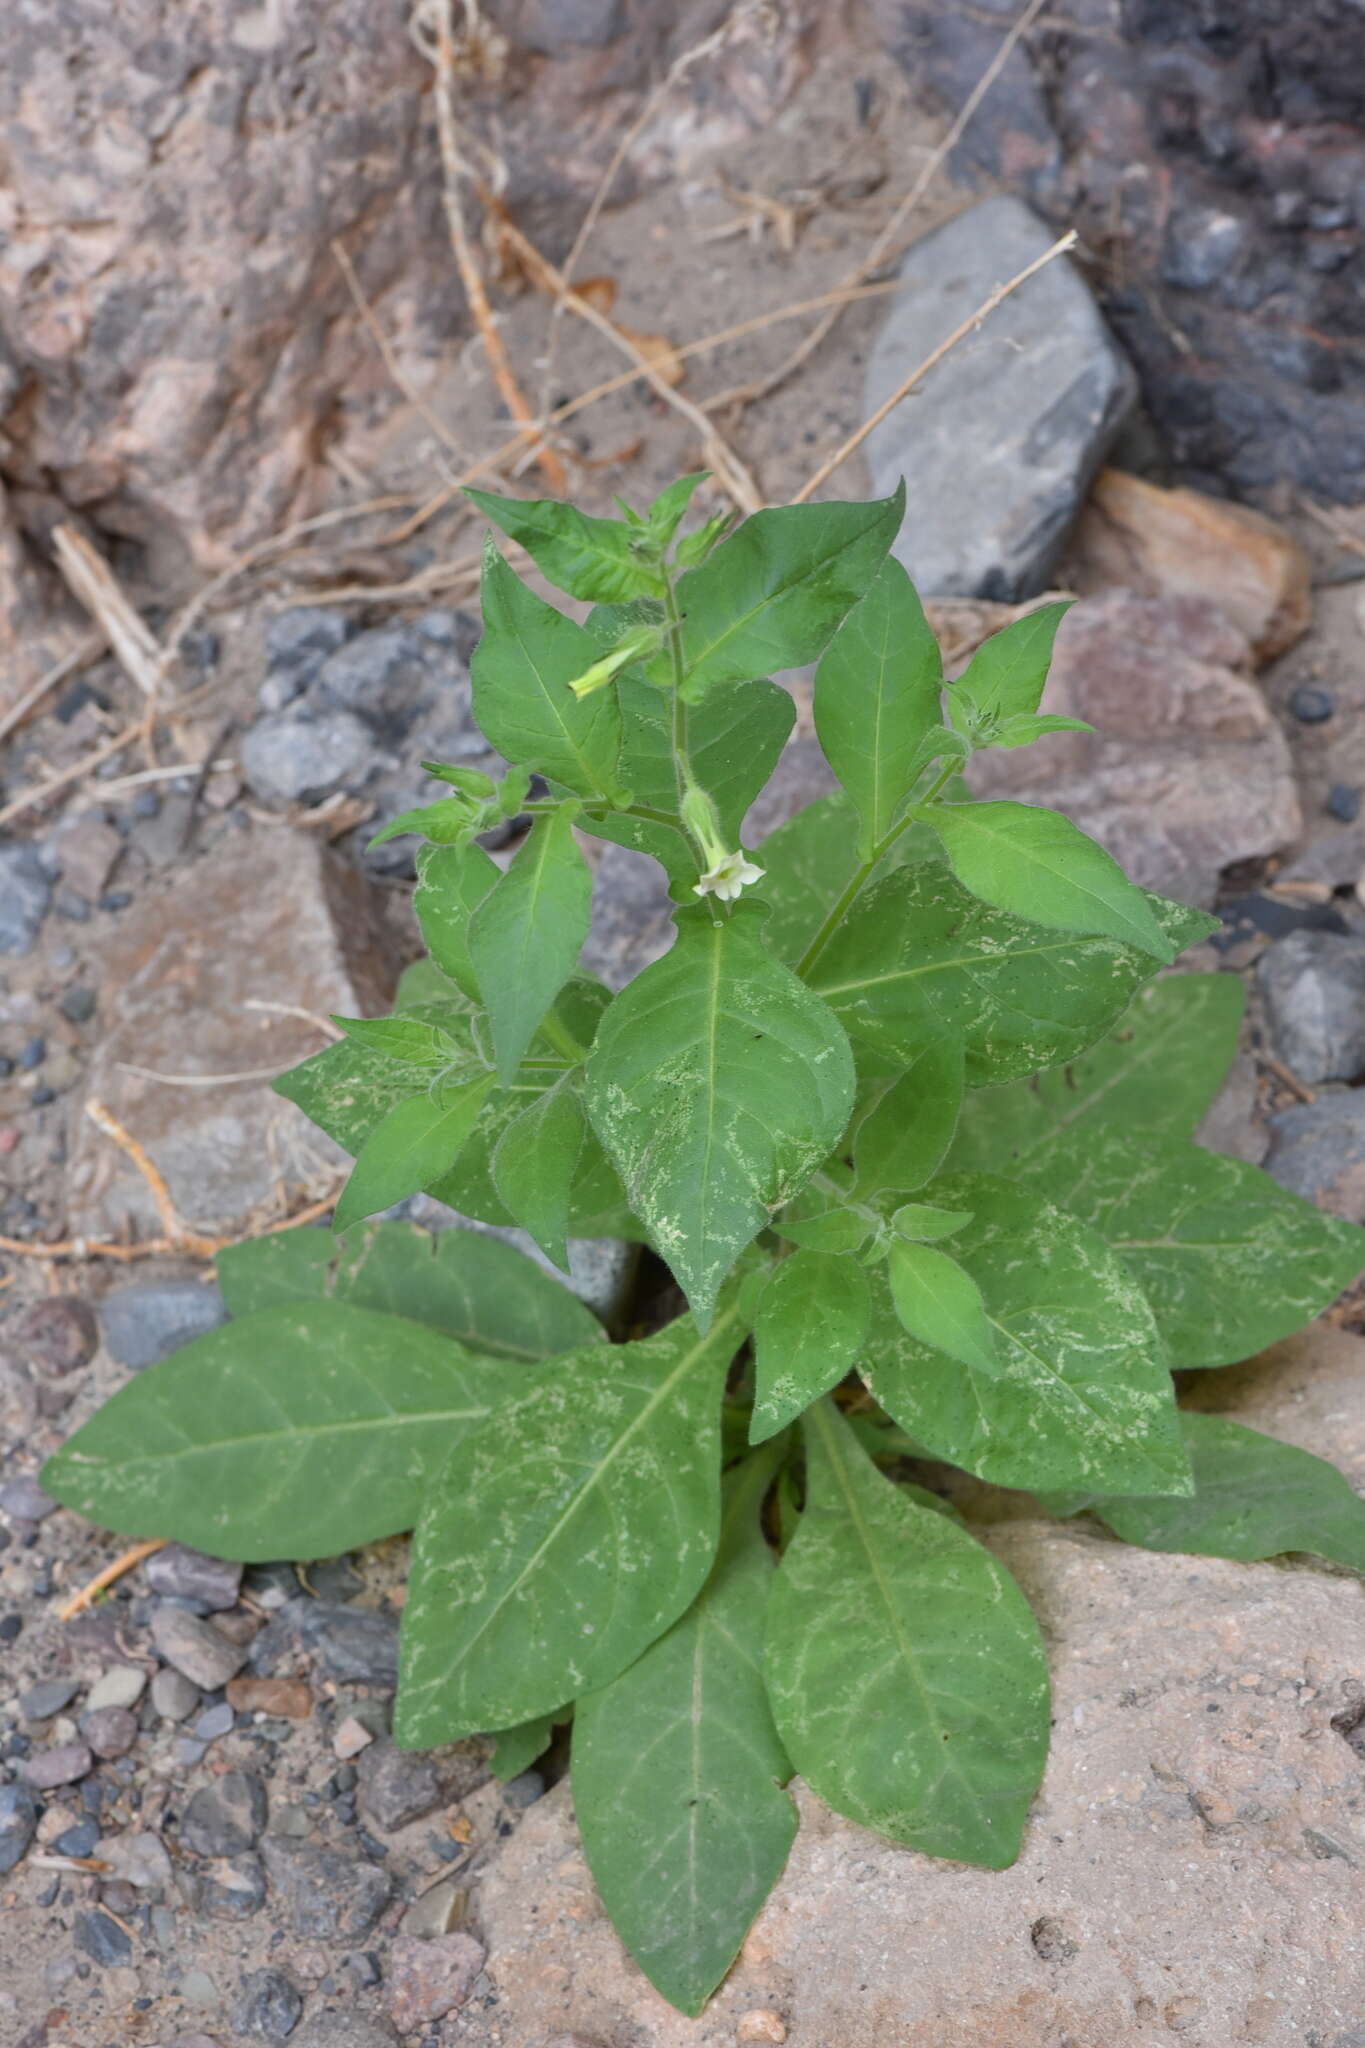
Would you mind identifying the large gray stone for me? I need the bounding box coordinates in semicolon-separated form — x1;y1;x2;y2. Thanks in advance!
239;706;374;807
864;195;1136;600
99;1279;228;1371
1258;931;1365;1084
1264;1095;1365;1221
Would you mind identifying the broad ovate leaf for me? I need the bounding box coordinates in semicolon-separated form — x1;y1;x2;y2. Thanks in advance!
491;1075;586;1272
1019;1129;1365;1369
813;557;942;859
950;600;1070;726
765;1400;1049;1866
468;807;592;1084
573;1449;796;2016
585;902;855;1326
887;1238;996;1372
924;801;1173;963
471;544;622;798
751;1252;871;1443
852;1037;964;1197
414;841;500;1000
467;488;658;603
396;1305;745;1745
333;1074;495;1233
41;1301;513;1560
864;1172;1191;1497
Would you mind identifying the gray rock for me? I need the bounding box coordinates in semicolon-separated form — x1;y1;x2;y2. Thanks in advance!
85;1664;147;1712
864;195;1136;600
21;1741;93;1790
502;1769;546;1810
290;2017;398;2048
0;841;53;955
179;1769;269;1857
81;1705;139;1759
55;1817;101;1856
0;1782;38;1872
145;1543;244;1611
18;1678;80;1722
200;1850;268;1921
359;1742;443;1832
263;607;354;704
15;1295;98;1376
1258;931;1365;1084
0;1474;56;1522
151;1605;249;1690
514;0;627;52
261;1835;392;1940
151;1666;200;1722
1264;1096;1365;1221
73;1906;133;1967
100;1830;173;1888
195;1700;236;1741
295;1601;399;1684
240;706;374;807
580;840;674;991
100;1279;228;1370
312;623;446;726
231;1965;303;2039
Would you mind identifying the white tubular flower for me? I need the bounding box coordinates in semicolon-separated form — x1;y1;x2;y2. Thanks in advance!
694;850;765;903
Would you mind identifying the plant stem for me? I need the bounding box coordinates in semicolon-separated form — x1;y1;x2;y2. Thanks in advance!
660;567;700;822
795;761;962;980
538;1010;589;1064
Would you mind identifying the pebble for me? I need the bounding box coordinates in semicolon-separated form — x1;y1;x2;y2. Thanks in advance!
194;1700;236;1741
200;1849;268;1921
1290;684;1335;723
359;1743;443;1832
239;706;374;806
86;1664;148;1713
1264;1095;1365;1216
385;1931;486;2032
0;1782;38;1871
59;985;98;1024
400;1878;467;1940
101;1830;173;1888
144;1543;243;1611
232;1966;304;2039
150;1666;200;1722
1327;784;1362;823
21;1741;93;1790
15;1295;98;1376
0;1473;56;1523
151;1604;248;1689
737;2012;789;2044
100;1279;228;1371
261;1835;393;1940
54;1817;101;1857
333;1715;374;1761
73;1906;133;1967
501;1769;546;1810
18;1678;81;1721
296;1601;400;1684
178;1769;269;1857
0;843;53;956
18;1035;46;1069
1258;931;1365;1084
225;1676;312;1720
263;607;354;700
81;1705;139;1759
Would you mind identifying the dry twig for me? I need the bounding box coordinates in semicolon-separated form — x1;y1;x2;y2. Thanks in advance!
0;633;103;750
51;527;163;701
58;1540;168;1622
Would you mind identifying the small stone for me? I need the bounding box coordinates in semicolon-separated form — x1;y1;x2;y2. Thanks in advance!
385;1932;486;2032
0;842;53;956
195;1700;236;1741
231;1965;304;2039
263;607;354;697
290;2016;398;2048
200;1848;268;1921
1290;684;1335;723
0;1474;56;1522
100;1279;228;1371
16;1296;98;1376
86;1664;148;1713
400;1879;467;1940
1327;784;1361;823
0;1782;38;1871
21;1741;93;1790
180;1967;220;2006
333;1715;374;1761
175;1735;209;1767
296;1602;399;1684
151;1667;200;1722
101;1830;173;1888
59;985;98;1024
1259;931;1365;1084
49;812;122;900
179;1769;269;1857
261;1835;393;1940
74;1907;133;1967
18;1678;81;1721
737;2012;789;2045
151;1605;248;1689
145;1542;244;1610
54;1817;101;1857
1265;1095;1365;1220
225;1676;312;1720
81;1705;139;1760
359;1742;443;1832
501;1769;545;1810
240;706;373;806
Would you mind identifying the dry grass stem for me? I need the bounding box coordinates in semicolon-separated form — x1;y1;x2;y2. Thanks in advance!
0;718;145;832
0;633;104;750
51;527;164;701
58;1540;169;1622
332;237;466;471
792;229;1079;503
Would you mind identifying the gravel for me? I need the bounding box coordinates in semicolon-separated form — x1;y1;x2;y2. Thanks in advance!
151;1605;250;1689
385;1931;487;2032
85;1664;148;1712
231;1965;304;2039
178;1769;269;1857
100;1279;229;1370
73;1906;134;1966
0;1782;38;1872
81;1704;139;1759
359;1743;444;1832
261;1836;393;1940
239;706;375;806
199;1850;268;1921
151;1666;201;1721
18;1678;80;1721
21;1741;93;1789
145;1543;244;1610
294;1601;400;1684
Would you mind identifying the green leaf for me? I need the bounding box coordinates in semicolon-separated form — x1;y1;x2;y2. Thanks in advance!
864;1172;1191;1496
367;797;480;849
809;863;1208;1085
468;809;592;1084
217;1220;601;1359
492;1075;586;1271
948;973;1245;1176
573;1447;796;2016
396;1304;745;1744
674;511;731;569
890;1202;972;1242
41;1301;514;1560
852;1038;964;1197
329;1014;464;1068
663;486;906;702
585;903;855;1326
471;545;622;798
275;1000;478;1157
774;1207;870;1254
489;1712;561;1781
813;557;942;859
467;487;658;603
1018;1129;1365;1370
924;802;1174;963
646;472;708;544
887;1239;995;1372
765;1400;1049;1866
334;1075;496;1234
414;842;500;1000
951;600;1070;725
751;1253;871;1443
987;712;1094;750
751;792;940;967
1045;1412;1365;1571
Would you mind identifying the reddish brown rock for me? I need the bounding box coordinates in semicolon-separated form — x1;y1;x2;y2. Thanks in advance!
385;1932;487;2032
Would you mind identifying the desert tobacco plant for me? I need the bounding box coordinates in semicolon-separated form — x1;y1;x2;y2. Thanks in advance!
45;481;1365;2015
